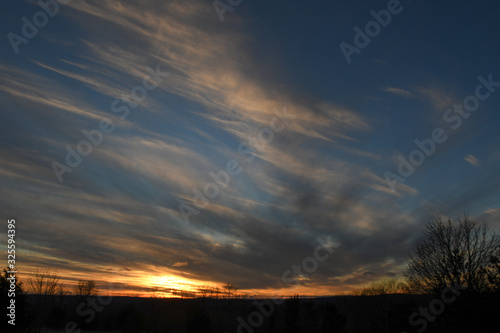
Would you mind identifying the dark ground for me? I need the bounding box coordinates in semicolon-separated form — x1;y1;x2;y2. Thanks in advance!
5;291;500;333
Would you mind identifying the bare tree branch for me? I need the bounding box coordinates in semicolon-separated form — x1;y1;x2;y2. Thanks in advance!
405;214;500;293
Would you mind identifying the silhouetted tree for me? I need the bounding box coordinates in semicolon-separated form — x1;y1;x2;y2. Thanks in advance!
1;267;31;332
27;268;64;333
197;286;211;298
27;268;62;296
284;294;301;332
483;248;500;291
209;286;221;299
223;282;238;299
405;214;500;293
351;278;407;296
74;279;97;297
73;279;97;306
150;286;160;298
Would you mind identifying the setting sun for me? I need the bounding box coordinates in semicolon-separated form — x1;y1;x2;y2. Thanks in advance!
2;0;500;331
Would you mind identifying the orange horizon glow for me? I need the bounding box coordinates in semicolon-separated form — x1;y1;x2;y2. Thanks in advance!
18;263;352;298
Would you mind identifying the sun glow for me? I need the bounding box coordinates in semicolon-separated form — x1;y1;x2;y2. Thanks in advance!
143;271;222;298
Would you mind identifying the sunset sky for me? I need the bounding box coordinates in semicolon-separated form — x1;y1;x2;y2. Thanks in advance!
1;0;500;297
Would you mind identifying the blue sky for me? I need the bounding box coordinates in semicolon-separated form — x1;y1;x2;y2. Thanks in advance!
1;0;500;296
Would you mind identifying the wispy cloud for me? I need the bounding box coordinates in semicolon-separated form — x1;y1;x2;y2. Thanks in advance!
383;87;414;98
173;261;188;267
2;0;498;297
415;85;456;112
465;154;480;167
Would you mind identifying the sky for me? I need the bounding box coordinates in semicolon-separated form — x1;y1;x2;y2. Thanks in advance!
1;0;500;297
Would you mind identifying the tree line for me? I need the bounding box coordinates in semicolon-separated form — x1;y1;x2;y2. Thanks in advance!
351;214;500;295
2;213;499;332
